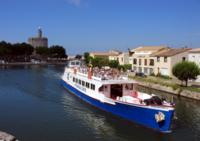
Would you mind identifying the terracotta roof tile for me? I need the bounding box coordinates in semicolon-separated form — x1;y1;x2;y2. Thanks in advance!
90;52;119;56
131;46;168;52
151;48;192;57
189;48;200;53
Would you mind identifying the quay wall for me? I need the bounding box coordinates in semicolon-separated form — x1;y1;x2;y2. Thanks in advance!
137;81;200;101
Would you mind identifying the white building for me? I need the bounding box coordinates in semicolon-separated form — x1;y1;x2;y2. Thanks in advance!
153;48;191;77
188;48;200;82
129;46;168;75
118;52;129;65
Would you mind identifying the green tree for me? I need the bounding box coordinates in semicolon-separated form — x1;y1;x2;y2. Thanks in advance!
123;64;132;70
35;47;49;56
20;43;34;56
0;41;9;56
118;64;132;72
0;41;33;62
84;52;92;65
13;43;34;61
75;54;82;60
109;60;119;68
91;57;109;68
172;61;200;86
49;45;67;58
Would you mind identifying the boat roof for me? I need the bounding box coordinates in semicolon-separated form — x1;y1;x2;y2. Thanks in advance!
100;79;137;85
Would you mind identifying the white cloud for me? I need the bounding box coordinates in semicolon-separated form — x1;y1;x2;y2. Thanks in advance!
67;0;81;7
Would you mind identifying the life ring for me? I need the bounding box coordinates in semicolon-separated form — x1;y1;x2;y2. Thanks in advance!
155;112;165;123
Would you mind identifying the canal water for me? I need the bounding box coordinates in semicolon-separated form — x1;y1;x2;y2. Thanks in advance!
0;65;200;141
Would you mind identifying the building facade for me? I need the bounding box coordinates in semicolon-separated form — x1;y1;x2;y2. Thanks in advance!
28;28;48;48
129;46;168;75
118;52;129;65
188;48;200;82
152;48;191;77
90;50;129;65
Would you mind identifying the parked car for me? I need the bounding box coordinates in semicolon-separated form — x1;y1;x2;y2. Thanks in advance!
135;72;147;77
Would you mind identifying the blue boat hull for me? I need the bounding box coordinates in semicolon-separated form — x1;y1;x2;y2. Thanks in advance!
61;79;174;133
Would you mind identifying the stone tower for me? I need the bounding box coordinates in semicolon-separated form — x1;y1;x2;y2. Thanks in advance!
28;27;48;48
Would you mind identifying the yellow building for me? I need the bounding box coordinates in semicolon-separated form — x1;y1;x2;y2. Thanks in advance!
152;48;191;77
188;48;200;82
129;46;168;75
90;50;129;65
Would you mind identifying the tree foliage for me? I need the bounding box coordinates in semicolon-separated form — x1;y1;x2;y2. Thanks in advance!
172;61;200;86
89;57;121;69
75;54;82;60
109;60;119;68
35;47;49;56
0;41;12;56
118;64;132;72
83;52;92;65
0;41;34;62
91;57;109;68
0;41;67;62
49;45;67;58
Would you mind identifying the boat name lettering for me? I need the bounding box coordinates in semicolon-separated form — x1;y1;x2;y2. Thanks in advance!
75;84;86;92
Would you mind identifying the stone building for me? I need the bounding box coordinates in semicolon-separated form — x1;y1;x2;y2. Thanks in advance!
28;28;48;48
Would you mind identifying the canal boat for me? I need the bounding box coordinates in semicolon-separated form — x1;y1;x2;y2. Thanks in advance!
61;61;175;133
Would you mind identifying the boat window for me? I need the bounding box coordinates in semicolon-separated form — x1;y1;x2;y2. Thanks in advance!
79;79;81;85
82;81;85;86
76;78;78;83
73;77;75;82
91;84;95;90
86;82;90;88
71;61;75;65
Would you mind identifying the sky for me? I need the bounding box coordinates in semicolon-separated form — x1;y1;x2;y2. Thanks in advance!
0;0;200;55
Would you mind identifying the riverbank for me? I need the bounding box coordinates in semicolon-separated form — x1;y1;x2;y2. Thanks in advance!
129;75;200;100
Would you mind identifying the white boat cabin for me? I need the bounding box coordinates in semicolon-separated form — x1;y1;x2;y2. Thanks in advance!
64;65;147;102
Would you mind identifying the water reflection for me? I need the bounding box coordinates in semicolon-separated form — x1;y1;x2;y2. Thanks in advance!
61;92;118;139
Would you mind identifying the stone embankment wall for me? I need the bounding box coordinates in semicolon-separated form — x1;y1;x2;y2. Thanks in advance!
138;81;200;100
